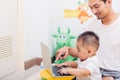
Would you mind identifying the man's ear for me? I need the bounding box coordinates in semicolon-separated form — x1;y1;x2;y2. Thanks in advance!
108;0;112;4
106;0;112;5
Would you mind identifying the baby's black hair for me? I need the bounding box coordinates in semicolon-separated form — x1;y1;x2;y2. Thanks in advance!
77;31;99;50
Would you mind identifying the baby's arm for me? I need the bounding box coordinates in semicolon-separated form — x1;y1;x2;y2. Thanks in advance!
67;61;77;68
67;68;91;76
59;68;91;77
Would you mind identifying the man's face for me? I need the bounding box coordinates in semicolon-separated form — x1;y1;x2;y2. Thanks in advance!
88;0;110;19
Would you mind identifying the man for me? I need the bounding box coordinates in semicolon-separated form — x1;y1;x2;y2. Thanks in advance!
56;0;120;80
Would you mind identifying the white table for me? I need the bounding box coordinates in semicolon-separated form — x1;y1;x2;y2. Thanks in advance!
26;72;41;80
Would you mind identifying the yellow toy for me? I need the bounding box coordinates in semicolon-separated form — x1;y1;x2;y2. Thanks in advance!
64;0;92;24
40;68;75;80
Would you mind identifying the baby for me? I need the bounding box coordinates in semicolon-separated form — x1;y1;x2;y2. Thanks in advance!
56;31;101;80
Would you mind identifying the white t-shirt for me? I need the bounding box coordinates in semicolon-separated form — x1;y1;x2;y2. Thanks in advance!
76;55;101;80
85;16;120;71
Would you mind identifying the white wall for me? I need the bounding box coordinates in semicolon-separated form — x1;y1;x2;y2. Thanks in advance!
24;0;49;61
112;0;120;12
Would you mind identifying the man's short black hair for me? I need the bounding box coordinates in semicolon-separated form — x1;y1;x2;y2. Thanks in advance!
101;0;107;3
77;31;99;50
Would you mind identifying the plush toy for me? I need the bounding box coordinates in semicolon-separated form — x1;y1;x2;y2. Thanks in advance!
52;27;77;64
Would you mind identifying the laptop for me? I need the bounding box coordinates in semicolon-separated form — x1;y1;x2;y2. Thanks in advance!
40;42;72;77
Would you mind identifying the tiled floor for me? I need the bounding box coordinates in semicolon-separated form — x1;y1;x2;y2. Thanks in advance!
1;66;40;80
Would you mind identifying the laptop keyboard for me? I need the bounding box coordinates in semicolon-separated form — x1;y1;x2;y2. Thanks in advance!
52;66;71;76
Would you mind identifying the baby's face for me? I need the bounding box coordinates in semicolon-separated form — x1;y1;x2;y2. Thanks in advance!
76;40;90;61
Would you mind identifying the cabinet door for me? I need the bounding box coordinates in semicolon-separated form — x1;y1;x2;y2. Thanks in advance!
0;0;18;78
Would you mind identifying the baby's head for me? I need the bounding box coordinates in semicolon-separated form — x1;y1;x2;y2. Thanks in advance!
76;31;99;61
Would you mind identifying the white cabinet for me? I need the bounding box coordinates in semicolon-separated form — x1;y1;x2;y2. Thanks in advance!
0;0;18;78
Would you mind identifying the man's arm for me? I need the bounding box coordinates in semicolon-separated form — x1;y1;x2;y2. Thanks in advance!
69;47;78;58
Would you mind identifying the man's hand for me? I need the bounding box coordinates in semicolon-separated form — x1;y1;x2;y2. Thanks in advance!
55;46;69;62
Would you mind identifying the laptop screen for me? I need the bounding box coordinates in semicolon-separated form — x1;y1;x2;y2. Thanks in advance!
40;42;52;73
40;42;72;77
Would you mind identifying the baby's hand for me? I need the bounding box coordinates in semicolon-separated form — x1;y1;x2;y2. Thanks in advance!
54;62;68;67
58;67;70;74
58;68;69;74
53;63;62;67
